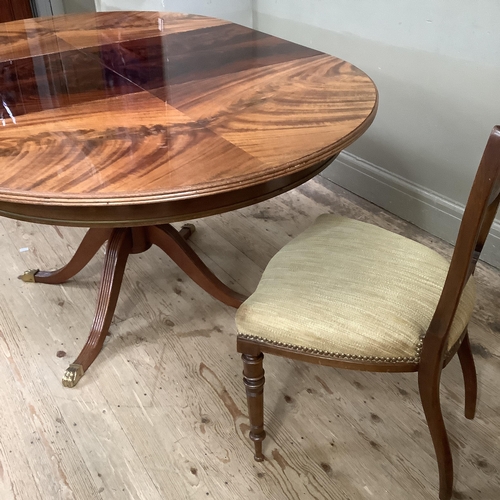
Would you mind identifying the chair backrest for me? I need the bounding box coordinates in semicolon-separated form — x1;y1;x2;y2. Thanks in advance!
421;126;500;366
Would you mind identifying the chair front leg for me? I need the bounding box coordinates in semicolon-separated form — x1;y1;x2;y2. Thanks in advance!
242;352;266;461
418;367;453;500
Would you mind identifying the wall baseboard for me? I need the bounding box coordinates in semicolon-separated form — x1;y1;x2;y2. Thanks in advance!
323;151;500;268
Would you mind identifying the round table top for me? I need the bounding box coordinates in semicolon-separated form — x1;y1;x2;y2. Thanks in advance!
0;11;377;226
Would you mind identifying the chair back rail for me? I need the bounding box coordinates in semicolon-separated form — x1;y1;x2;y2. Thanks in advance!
421;126;500;366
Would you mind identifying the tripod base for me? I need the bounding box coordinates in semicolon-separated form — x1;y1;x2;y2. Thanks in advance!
19;224;246;387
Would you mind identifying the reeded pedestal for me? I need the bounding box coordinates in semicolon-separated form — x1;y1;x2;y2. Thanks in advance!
19;224;246;387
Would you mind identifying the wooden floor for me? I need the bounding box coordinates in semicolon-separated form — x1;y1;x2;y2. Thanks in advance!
0;176;499;500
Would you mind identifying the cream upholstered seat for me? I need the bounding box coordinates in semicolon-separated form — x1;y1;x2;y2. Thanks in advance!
236;214;476;364
237;127;500;500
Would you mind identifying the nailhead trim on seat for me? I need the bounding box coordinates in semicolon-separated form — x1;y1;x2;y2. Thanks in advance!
238;333;424;363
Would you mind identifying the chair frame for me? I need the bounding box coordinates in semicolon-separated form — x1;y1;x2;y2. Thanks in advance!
237;126;500;500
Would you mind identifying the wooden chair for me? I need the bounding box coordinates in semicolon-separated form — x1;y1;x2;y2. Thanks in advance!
235;126;500;500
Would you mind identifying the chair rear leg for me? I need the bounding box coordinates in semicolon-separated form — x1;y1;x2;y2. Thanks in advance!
457;331;477;419
242;352;266;461
418;370;453;500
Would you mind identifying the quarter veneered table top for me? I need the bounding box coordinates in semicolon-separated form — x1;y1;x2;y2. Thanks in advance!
0;11;377;225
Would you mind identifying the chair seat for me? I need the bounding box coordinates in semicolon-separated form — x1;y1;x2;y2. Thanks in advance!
236;215;476;364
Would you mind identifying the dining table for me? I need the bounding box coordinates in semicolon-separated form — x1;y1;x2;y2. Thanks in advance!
0;10;378;387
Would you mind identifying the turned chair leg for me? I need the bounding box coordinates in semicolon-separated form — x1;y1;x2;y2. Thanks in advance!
457;331;477;419
418;370;453;500
242;352;266;461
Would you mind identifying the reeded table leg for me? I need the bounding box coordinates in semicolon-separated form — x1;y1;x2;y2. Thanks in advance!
63;228;132;387
19;223;246;387
148;224;246;308
18;228;112;284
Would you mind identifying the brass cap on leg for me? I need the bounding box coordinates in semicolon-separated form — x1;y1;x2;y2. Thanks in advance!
62;363;84;388
18;269;39;282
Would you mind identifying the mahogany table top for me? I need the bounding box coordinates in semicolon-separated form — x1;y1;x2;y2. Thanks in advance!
0;11;377;226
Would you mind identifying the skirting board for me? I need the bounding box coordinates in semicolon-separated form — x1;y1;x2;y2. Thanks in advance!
323;152;500;269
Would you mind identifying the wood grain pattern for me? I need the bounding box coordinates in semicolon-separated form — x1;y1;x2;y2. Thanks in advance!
0;12;377;227
0;12;229;62
0;22;72;62
39;11;232;49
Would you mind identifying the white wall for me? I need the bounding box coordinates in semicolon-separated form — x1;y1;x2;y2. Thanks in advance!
62;0;96;13
253;0;500;266
34;0;95;15
96;0;253;27
34;0;65;16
